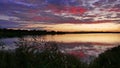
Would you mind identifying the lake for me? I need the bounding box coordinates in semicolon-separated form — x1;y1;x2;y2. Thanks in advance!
0;33;120;63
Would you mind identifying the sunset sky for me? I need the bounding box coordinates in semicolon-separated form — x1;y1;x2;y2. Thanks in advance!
0;0;120;32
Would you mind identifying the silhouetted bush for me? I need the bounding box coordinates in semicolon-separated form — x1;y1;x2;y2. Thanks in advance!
89;45;120;68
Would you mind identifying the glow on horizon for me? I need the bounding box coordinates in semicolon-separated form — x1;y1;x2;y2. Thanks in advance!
44;23;120;32
22;22;120;32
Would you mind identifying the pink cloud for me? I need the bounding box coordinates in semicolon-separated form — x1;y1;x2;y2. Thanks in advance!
67;6;87;14
108;8;120;12
46;4;87;14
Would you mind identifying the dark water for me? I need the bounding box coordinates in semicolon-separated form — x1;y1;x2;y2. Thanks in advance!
0;33;120;63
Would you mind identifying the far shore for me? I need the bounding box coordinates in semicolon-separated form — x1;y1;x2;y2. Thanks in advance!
0;28;120;38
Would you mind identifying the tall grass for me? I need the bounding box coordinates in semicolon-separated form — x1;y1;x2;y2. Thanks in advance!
0;38;87;68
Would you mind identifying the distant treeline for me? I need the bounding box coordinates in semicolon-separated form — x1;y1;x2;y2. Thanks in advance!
0;28;120;38
0;28;66;38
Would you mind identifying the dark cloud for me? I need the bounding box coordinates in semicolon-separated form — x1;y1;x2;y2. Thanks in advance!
0;20;20;28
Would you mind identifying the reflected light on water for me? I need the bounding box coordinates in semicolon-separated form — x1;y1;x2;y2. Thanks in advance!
42;33;120;44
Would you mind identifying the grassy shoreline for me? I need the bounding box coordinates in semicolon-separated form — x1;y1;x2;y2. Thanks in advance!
0;40;120;68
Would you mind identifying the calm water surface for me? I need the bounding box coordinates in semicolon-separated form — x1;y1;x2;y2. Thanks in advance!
0;33;120;62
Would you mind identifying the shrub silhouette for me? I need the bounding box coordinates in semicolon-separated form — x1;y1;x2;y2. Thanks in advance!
89;45;120;68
